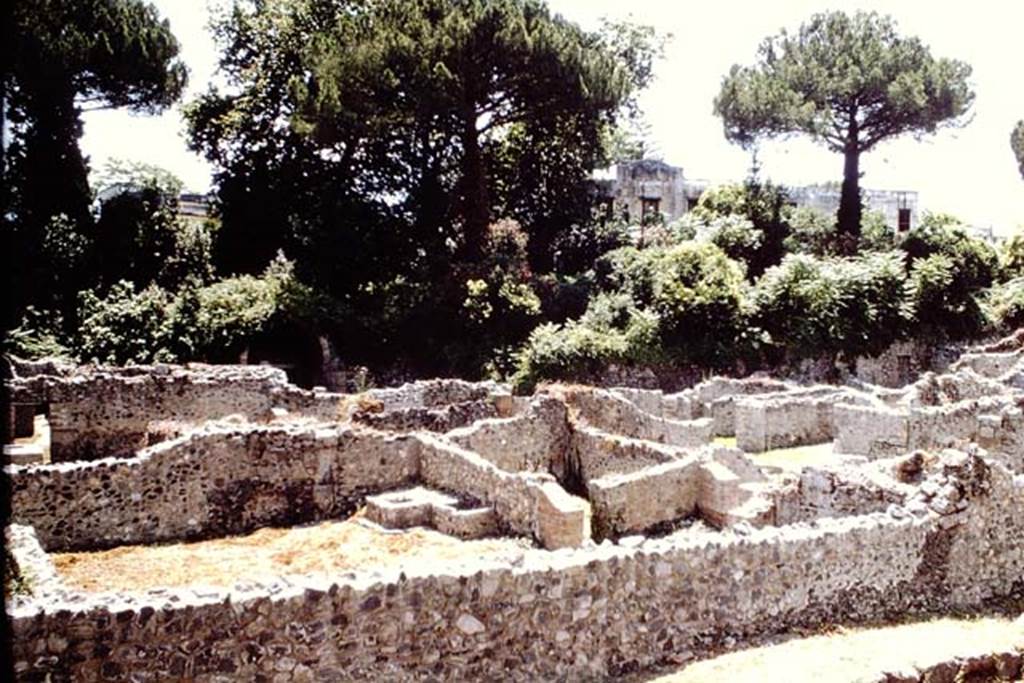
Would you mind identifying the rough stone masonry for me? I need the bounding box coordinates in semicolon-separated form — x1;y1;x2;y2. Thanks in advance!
4;333;1024;681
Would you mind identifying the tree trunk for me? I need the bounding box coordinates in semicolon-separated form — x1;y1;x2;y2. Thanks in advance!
836;145;862;252
459;111;490;262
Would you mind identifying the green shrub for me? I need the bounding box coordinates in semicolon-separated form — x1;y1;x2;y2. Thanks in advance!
988;277;1024;330
76;281;176;364
512;293;660;388
516;242;748;387
784;208;893;256
696;214;763;267
908;253;991;339
752;251;912;359
860;211;896;252
552;219;631;275
75;254;318;364
898;212;998;291
4;307;71;360
691;180;790;277
784;206;837;256
999;229;1024;280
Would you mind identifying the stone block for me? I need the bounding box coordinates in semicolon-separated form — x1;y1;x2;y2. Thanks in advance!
3;443;44;466
533;481;590;549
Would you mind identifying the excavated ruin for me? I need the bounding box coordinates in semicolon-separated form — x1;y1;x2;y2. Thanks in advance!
3;336;1024;681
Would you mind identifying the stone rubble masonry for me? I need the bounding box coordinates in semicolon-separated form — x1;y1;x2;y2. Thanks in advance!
611;376;791;437
550;385;713;448
898;650;1023;683
7;418;590;553
774;457;913;525
4;359;508;462
587;445;777;539
834;396;1024;468
7;451;1022;681
364;488;499;540
7;333;1024;680
445;395;569;473
734;385;877;453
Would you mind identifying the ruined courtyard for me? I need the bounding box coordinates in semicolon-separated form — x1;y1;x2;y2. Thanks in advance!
4;336;1024;681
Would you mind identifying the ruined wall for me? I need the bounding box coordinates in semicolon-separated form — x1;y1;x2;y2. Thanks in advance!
554;386;712;449
834;397;1020;459
5;363;506;462
587;455;703;538
7;420;593;553
7;425;419;552
774;464;910;525
7;364;344;462
446;396;568;473
735;387;873;452
9;455;1022;681
568;427;679;481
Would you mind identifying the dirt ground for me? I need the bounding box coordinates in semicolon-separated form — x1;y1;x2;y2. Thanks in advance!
52;513;532;592
713;436;839;471
641;616;1024;683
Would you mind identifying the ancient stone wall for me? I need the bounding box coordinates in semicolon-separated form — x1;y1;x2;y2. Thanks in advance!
7;364;344;462
446;396;568;473
4;362;508;463
7;425;419;551
834;396;1023;460
774;462;910;525
9;454;1022;681
553;386;712;448
735;386;874;452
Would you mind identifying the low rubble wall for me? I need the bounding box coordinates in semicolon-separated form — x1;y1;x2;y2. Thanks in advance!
735;386;874;453
8;455;1022;681
6;425;419;552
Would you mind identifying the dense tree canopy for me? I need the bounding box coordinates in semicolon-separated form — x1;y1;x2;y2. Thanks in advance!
2;0;187;326
714;11;973;247
189;0;651;273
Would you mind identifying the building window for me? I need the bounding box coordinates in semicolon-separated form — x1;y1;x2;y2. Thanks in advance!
686;197;700;211
898;208;911;232
641;198;660;224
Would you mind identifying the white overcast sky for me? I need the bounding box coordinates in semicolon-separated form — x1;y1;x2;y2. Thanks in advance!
81;0;1024;231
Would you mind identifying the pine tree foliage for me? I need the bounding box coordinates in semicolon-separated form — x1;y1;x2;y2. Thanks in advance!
714;11;973;247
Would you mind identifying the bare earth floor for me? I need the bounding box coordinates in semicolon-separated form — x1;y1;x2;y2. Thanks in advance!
713;436;839;471
52;513;533;593
641;616;1024;683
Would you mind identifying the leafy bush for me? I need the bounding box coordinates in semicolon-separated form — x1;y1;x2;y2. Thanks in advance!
752;251;912;359
989;277;1024;330
76;281;176;364
783;206;836;256
898;212;998;291
691;181;790;277
4;307;71;360
860;211;895;252
907;253;991;339
75;254;317;364
785;207;893;256
513;293;661;388
896;212;997;339
552;219;631;275
695;214;763;267
92;162;216;290
515;242;748;387
999;229;1024;280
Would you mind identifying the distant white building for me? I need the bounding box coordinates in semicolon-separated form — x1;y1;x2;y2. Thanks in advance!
599;160;919;233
